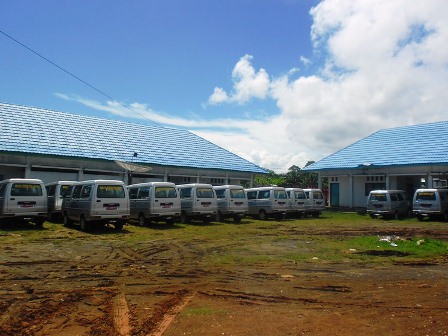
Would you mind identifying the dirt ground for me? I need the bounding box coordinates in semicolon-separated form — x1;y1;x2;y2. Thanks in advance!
0;219;447;336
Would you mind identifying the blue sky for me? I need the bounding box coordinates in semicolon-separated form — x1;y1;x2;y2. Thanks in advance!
1;0;448;172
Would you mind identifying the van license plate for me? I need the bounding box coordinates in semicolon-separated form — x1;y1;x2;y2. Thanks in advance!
162;204;172;208
105;205;117;210
20;203;34;208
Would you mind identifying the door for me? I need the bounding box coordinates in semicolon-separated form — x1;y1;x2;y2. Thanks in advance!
330;183;340;207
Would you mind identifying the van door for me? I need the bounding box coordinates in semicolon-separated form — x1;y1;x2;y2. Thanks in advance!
194;186;216;213
94;184;128;217
8;182;45;215
229;188;247;212
154;185;178;215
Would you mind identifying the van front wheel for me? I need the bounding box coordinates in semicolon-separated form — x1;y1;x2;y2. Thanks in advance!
80;217;90;232
180;213;189;224
258;210;267;220
63;214;72;227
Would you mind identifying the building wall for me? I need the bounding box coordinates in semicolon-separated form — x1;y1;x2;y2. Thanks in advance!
0;152;254;186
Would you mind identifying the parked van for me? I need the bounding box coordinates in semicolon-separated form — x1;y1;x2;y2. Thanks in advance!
285;188;307;218
303;189;326;217
0;178;47;227
128;182;181;225
412;188;448;221
213;185;248;223
245;186;288;220
62;180;129;231
46;181;79;222
367;190;411;219
177;183;218;223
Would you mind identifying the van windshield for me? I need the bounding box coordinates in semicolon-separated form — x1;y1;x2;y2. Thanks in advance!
11;183;43;196
155;187;177;198
97;185;126;198
230;189;246;199
416;192;436;201
196;188;214;198
370;194;387;202
274;190;287;199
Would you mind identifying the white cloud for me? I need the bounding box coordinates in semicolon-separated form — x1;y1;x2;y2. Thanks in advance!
59;0;448;173
207;54;270;105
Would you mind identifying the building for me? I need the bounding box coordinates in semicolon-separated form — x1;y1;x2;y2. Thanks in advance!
303;121;448;208
0;102;267;185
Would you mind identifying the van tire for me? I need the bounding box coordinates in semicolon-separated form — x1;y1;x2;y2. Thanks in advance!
80;217;90;232
166;218;175;225
258;210;267;220
115;221;124;231
180;213;189;224
443;212;448;222
35;218;44;228
216;211;223;222
394;212;399;220
63;214;72;227
417;215;424;222
233;215;242;223
138;214;147;227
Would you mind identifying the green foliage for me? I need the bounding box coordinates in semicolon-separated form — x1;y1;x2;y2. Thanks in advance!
254;164;321;188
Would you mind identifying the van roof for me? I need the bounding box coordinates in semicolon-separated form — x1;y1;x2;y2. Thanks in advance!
1;178;44;183
213;185;244;189
128;182;176;188
369;190;405;194
176;183;213;188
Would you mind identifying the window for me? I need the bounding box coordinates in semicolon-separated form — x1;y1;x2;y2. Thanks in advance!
230;189;246;199
370;193;387;202
295;191;306;200
274;190;287;199
138;187;150;199
11;183;43;197
196;188;214;198
60;185;73;198
313;191;323;199
215;189;226;199
246;191;257;199
72;185;82;198
96;185;125;198
129;188;138;199
180;188;192;198
46;184;56;197
0;184;6;198
258;190;270;199
415;192;436;201
81;185;92;199
390;193;398;201
155;187;177;198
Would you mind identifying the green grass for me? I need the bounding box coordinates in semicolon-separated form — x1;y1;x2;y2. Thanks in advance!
1;212;447;265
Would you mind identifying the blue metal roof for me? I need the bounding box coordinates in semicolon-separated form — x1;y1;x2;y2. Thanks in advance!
304;121;448;171
0;102;267;174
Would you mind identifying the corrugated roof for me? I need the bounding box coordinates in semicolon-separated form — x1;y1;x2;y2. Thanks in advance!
304;121;448;171
0;102;267;174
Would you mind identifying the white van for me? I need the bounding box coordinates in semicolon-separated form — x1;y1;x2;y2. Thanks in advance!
303;189;326;217
62;180;129;231
285;188;307;218
128;182;181;225
245;187;288;220
46;181;79;222
177;183;218;224
367;190;411;219
412;188;448;221
213;185;248;223
0;178;47;227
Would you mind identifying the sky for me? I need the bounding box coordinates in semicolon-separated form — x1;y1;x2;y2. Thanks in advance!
1;0;448;173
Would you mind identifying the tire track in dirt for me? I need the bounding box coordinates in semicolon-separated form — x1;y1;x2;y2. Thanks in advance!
113;291;131;336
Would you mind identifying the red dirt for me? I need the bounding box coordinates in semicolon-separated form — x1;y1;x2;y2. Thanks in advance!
0;223;447;336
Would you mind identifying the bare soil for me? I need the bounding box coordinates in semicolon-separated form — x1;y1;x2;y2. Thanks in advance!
0;219;447;336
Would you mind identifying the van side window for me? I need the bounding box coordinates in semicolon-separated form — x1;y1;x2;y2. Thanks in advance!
258;191;270;199
0;184;5;198
129;188;138;199
397;193;405;201
246;191;256;199
11;183;43;196
180;188;191;198
440;192;448;201
72;185;82;198
138;187;150;199
80;185;92;199
215;189;226;199
390;193;398;201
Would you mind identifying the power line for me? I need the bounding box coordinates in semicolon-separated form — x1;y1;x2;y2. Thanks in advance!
0;29;162;127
